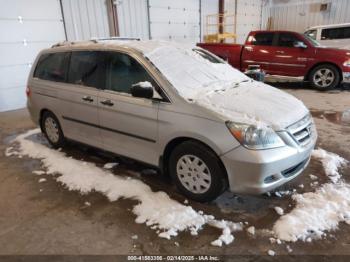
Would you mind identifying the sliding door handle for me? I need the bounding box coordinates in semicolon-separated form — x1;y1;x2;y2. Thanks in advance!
100;99;114;106
82;96;94;102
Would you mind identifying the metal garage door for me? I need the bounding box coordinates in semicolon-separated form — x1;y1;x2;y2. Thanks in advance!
149;0;200;43
0;0;66;112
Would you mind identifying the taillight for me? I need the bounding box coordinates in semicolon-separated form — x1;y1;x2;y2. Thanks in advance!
26;86;31;97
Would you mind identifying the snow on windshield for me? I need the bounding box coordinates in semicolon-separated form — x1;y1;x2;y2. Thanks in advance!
129;41;249;99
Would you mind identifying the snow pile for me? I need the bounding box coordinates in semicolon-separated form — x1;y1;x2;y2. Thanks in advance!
7;129;243;246
273;149;349;242
312;149;347;183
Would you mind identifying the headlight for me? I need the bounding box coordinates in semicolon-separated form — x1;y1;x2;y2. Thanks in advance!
343;59;350;67
225;121;285;150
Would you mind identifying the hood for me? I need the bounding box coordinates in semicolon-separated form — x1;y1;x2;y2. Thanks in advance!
192;80;309;130
316;46;350;57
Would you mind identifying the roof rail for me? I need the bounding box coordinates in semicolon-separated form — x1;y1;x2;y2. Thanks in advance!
51;39;97;48
91;37;141;41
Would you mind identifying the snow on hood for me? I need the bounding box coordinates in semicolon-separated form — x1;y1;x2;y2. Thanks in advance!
191;80;308;129
131;40;308;129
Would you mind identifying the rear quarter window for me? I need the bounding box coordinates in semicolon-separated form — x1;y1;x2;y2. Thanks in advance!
34;52;70;82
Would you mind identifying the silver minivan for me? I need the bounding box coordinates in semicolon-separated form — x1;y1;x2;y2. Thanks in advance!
27;39;317;202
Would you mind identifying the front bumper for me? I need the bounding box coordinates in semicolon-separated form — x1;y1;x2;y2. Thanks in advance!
220;123;317;194
343;72;350;83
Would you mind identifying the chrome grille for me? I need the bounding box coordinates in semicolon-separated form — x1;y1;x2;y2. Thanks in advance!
287;114;314;147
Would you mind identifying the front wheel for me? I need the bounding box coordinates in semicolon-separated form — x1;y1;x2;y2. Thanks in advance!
169;141;227;202
309;64;340;91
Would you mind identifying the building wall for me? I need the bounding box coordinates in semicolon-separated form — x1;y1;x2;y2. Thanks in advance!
116;0;149;39
0;0;66;112
61;0;110;40
267;0;350;32
225;0;264;44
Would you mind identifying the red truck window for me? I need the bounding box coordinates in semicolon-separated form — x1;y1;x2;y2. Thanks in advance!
277;33;301;47
250;32;274;46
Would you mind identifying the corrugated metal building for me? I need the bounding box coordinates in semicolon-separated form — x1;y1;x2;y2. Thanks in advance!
265;0;350;32
4;0;348;112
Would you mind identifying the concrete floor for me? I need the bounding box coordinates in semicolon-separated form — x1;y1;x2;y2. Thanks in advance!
1;86;350;258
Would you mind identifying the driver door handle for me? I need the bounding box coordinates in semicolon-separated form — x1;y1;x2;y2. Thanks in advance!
276;50;285;54
82;96;94;102
100;99;114;106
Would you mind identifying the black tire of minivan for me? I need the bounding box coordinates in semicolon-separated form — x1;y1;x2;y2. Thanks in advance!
169;141;227;202
309;64;340;91
41;111;66;149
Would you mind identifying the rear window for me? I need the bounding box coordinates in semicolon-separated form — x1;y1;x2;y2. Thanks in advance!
34;52;69;82
250;32;274;46
321;27;350;40
67;51;106;89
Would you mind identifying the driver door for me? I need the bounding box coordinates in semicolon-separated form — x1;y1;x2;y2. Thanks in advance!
98;51;159;165
270;32;312;76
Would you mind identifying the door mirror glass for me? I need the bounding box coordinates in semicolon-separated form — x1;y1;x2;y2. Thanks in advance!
131;81;154;99
293;41;307;49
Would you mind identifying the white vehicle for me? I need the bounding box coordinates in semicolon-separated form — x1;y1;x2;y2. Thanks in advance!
304;23;350;50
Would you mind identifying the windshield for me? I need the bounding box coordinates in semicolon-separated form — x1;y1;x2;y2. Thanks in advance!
141;44;249;99
304;33;321;47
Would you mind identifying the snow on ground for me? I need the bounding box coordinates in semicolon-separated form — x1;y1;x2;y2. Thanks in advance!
312;149;347;183
274;207;284;216
32;170;45;175
6;129;243;246
273;148;349;242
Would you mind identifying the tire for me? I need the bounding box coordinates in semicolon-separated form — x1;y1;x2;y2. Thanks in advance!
41;111;66;148
169;141;227;202
309;64;340;91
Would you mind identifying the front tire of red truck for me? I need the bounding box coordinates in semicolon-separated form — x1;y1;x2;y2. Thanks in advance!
309;64;340;91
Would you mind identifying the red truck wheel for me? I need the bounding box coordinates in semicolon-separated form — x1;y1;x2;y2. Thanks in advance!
309;64;340;91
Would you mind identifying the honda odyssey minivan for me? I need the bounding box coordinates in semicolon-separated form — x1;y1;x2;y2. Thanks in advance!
27;39;317;202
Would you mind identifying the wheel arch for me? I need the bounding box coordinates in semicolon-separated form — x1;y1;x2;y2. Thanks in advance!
39;108;51;131
159;137;228;182
304;62;343;82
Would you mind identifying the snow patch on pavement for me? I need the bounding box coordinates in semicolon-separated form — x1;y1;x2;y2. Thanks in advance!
273;148;349;242
312;149;347;183
103;162;118;169
7;129;243;246
274;207;284;216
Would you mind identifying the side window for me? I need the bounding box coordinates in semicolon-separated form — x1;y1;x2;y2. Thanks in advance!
68;51;106;89
321;27;350;40
344;27;350;38
106;52;157;95
34;52;69;82
305;30;317;40
277;33;301;47
250;33;274;46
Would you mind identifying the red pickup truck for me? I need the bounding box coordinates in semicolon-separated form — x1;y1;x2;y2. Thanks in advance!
198;30;350;90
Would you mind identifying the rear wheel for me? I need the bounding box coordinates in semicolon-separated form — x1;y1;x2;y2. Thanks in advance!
169;141;227;202
309;64;340;91
41;111;65;148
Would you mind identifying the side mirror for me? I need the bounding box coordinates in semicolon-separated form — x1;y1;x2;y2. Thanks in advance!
131;82;154;99
293;41;307;49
